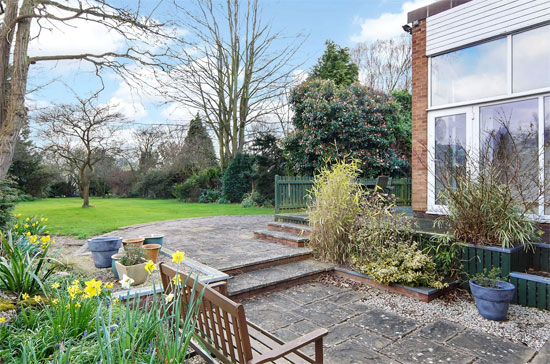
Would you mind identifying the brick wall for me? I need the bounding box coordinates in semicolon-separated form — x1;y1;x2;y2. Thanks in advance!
411;20;429;213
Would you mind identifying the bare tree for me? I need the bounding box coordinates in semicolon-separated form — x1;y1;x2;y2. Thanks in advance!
159;0;304;168
36;97;126;207
350;35;412;93
157;124;188;168
0;0;171;178
132;126;164;173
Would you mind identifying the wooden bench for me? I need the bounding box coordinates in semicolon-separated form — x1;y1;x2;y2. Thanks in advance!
159;263;328;364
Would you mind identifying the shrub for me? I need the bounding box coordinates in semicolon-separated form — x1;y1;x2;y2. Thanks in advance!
174;168;221;202
216;196;231;204
308;160;363;263
119;247;146;266
250;132;286;202
132;169;178;199
198;189;221;203
222;153;254;202
241;190;262;208
0;178;19;230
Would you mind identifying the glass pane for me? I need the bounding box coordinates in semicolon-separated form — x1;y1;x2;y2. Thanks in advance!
513;25;550;93
480;98;539;208
435;114;466;204
545;97;550;215
431;38;507;106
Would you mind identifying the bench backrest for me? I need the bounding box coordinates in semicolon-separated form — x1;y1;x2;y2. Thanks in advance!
159;263;253;363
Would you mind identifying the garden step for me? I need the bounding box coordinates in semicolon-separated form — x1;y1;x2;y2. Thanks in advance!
267;222;312;236
253;229;309;247
227;259;333;298
221;249;313;275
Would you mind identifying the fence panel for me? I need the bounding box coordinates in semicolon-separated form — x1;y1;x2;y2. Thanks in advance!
274;176;412;214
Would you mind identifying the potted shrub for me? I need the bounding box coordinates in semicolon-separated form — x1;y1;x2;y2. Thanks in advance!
87;237;122;268
469;268;515;321
115;247;148;285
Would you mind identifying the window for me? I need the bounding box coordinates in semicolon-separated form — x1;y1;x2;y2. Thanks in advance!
431;38;507;106
513;25;550;93
545;97;550;214
434;114;466;204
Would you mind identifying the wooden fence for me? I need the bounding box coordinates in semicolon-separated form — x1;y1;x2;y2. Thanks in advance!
274;175;412;214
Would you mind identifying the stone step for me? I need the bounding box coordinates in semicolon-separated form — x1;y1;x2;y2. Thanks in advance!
227;259;333;298
253;229;309;247
267;222;312;236
221;249;313;275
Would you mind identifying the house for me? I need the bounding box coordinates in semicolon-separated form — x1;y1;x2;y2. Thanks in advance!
405;0;550;223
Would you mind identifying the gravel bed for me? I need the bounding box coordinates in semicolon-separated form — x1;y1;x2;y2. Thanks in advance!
320;274;550;350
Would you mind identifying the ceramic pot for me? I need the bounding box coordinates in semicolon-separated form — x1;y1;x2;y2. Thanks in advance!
122;237;145;251
87;237;122;268
115;261;148;286
143;244;161;263
144;234;164;247
111;253;124;279
469;280;515;321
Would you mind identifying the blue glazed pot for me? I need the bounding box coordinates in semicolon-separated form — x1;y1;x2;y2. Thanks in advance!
88;237;122;268
469;280;515;321
144;235;164;247
111;253;124;279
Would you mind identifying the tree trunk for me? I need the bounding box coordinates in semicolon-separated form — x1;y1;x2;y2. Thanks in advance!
0;0;33;178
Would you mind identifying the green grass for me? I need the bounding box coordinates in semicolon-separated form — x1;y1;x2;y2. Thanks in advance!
15;198;273;238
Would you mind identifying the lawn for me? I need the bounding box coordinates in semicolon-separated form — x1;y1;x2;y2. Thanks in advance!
15;198;273;238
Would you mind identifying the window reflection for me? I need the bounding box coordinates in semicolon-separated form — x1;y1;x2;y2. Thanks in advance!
513;25;550;93
431;38;507;106
435;114;466;204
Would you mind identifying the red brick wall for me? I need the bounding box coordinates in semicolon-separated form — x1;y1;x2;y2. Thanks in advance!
411;20;428;213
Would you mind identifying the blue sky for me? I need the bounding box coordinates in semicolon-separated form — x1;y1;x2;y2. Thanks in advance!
27;0;430;131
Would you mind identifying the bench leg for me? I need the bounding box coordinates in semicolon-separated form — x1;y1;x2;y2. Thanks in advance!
314;338;324;364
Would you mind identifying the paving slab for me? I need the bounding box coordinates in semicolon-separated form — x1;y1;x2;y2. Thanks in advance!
448;329;536;364
243;306;303;332
531;340;550;364
327;339;402;364
279;281;349;304
291;299;355;326
382;334;476;364
418;320;465;343
353;308;420;339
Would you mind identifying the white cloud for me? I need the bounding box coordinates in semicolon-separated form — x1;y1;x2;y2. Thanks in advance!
351;0;433;42
160;103;197;123
108;97;148;120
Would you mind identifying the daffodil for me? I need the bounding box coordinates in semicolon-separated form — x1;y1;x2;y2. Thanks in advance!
25;217;29;222
67;284;82;299
14;224;18;229
75;302;81;308
72;279;80;285
66;304;71;309
105;282;114;289
172;274;182;286
165;293;174;304
16;213;21;218
83;279;102;298
52;298;59;305
145;260;157;274
113;298;120;304
25;232;31;237
120;274;134;289
0;317;5;323
51;282;60;289
172;251;185;265
33;295;41;303
22;293;29;300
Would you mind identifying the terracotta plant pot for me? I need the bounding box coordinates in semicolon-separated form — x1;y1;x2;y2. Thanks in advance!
143;244;161;263
115;261;148;286
122;237;145;251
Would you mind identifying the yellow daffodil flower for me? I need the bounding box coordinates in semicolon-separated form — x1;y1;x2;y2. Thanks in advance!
40;217;45;222
105;283;114;289
72;279;80;285
83;279;102;298
172;274;182;286
16;213;21;218
51;282;60;289
0;317;5;323
67;285;81;299
144;260;157;274
25;232;31;237
22;293;29;300
23;224;28;229
52;298;59;305
113;298;120;304
25;218;29;222
66;304;71;309
171;251;185;265
33;295;41;303
14;224;18;229
75;302;81;308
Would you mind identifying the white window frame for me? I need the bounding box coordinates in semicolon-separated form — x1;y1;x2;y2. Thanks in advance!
427;93;550;218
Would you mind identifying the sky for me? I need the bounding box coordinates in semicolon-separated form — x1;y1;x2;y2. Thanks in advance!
26;0;432;132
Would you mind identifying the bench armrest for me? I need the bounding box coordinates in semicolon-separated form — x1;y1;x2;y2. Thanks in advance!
248;328;328;364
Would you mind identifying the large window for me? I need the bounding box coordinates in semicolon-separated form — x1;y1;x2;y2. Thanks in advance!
431;38;507;106
431;25;550;108
513;25;550;93
434;114;466;204
545;97;550;214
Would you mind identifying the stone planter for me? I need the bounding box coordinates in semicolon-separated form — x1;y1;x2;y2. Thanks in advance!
143;244;161;263
111;253;124;279
87;237;122;268
469;280;515;321
115;261;148;286
122;237;145;251
144;235;164;247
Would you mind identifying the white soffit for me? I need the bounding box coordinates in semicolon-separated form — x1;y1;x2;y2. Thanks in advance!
426;0;550;55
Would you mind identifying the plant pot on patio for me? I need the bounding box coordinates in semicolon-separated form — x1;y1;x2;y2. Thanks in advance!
144;234;164;247
115;247;149;286
87;237;122;268
469;269;515;321
143;244;161;263
111;253;124;279
122;237;145;251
